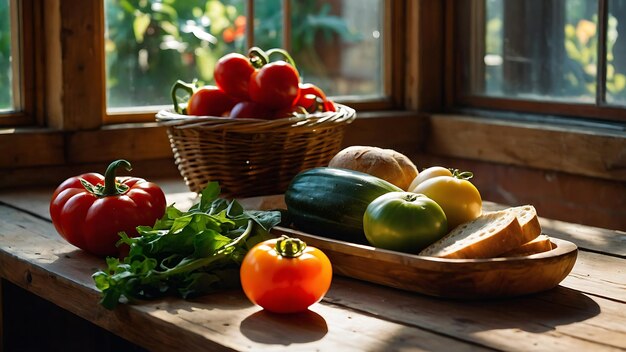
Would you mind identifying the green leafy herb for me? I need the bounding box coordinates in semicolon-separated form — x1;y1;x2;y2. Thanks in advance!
92;182;281;309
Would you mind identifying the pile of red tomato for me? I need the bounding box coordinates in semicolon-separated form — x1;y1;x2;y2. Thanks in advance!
173;47;336;119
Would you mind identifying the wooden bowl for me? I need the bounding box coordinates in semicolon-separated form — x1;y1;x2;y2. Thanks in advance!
273;227;578;299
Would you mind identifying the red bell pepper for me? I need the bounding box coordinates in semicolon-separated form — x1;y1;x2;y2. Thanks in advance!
49;160;166;257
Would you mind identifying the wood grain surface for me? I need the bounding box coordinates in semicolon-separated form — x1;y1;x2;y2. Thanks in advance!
1;182;625;351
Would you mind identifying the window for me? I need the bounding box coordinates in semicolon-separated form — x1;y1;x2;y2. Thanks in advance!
0;0;13;112
0;0;623;208
453;0;626;122
0;0;37;126
104;0;388;121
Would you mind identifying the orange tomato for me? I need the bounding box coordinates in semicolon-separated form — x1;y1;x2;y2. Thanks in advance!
240;236;332;313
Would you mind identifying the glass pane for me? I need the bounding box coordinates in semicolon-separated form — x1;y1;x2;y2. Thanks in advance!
289;0;384;98
105;0;246;109
105;0;384;110
0;0;13;112
253;0;283;50
607;0;626;105
460;0;598;103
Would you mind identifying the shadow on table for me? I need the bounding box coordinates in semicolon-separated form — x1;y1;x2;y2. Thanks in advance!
240;309;328;345
334;278;602;330
438;285;602;333
364;286;603;351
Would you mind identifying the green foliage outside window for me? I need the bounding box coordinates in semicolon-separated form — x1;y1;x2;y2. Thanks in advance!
564;16;626;99
2;1;625;113
483;0;626;103
105;0;360;108
0;0;12;111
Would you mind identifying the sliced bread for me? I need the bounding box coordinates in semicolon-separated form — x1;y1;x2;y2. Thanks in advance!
511;205;542;244
501;234;552;257
419;205;542;259
419;209;523;259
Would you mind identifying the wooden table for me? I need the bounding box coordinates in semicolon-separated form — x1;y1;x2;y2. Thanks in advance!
1;179;625;351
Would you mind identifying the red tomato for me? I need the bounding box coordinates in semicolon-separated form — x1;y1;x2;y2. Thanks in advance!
187;86;238;116
273;105;308;118
249;61;300;109
297;93;325;113
49;160;166;257
298;83;336;112
214;53;256;100
324;100;337;112
240;236;332;314
230;101;274;119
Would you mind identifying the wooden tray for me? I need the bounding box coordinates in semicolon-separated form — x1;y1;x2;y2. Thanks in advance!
240;195;578;299
272;227;578;299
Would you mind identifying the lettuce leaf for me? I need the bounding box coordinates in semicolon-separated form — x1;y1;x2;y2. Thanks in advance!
92;181;281;309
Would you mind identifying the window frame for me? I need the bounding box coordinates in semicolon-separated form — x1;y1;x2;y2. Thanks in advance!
104;0;405;125
0;0;40;127
446;0;626;123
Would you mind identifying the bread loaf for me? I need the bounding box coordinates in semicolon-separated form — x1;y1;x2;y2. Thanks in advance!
328;146;418;190
419;205;542;259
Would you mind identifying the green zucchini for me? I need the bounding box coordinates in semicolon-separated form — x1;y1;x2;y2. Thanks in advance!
284;167;402;243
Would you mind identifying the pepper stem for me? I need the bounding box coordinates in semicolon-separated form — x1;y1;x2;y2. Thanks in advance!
247;47;269;68
265;48;297;69
275;235;307;258
103;160;132;196
170;80;197;114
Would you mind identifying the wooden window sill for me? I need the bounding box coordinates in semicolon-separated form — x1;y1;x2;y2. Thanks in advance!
1;111;625;187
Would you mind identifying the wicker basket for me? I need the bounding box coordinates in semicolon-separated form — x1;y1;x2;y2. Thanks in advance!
156;104;356;198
